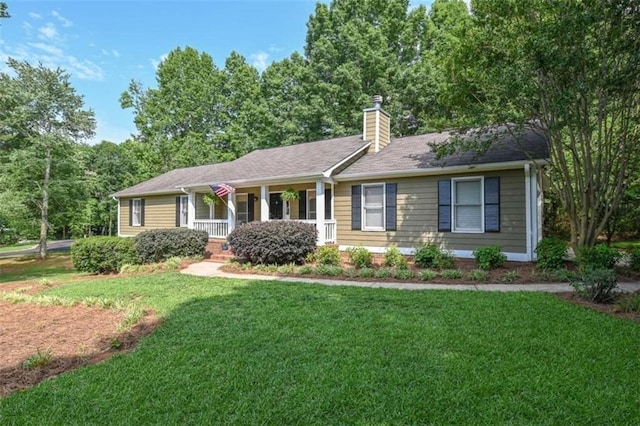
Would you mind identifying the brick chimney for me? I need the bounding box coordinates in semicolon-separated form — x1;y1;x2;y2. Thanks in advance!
363;95;391;153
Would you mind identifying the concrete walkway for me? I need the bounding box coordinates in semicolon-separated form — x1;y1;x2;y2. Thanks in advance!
181;261;640;293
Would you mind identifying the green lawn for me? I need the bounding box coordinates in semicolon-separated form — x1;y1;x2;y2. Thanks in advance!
612;241;640;251
0;254;78;284
0;242;34;253
1;273;639;424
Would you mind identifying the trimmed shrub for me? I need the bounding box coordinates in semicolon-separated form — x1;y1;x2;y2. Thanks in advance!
315;245;341;266
414;243;442;268
375;267;393;278
577;244;621;271
394;268;414;280
315;264;343;276
468;269;489;281
419;269;438;281
227;221;316;265
135;228;208;264
71;237;137;274
571;269;618;303
433;251;456;270
616;294;640;313
535;237;568;270
358;267;375;278
441;269;463;279
297;265;315;275
346;245;373;269
383;246;408;269
473;245;507;270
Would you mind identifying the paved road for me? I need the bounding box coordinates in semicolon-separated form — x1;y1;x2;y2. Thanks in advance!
0;240;73;258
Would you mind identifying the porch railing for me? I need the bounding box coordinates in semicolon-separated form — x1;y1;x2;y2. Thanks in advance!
193;219;229;239
193;219;337;244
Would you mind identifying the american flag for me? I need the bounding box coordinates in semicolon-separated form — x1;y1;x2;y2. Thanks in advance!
210;183;235;197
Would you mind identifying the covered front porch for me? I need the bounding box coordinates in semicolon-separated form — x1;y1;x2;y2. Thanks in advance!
184;180;337;244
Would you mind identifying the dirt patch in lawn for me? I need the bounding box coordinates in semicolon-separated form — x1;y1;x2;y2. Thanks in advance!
0;299;160;397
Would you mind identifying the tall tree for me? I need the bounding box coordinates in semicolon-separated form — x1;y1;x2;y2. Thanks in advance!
0;2;9;19
441;0;640;250
120;46;224;173
0;59;95;258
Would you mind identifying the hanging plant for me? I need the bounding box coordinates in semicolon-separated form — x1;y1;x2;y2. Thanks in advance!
203;193;221;206
280;188;300;202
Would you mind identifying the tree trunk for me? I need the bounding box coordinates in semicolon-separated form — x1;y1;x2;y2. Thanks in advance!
39;148;51;260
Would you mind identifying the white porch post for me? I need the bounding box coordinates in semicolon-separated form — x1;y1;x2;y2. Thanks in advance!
227;192;236;235
260;185;269;222
316;180;326;245
187;191;196;230
524;164;534;261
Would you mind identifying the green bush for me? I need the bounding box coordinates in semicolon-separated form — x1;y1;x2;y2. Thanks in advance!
227;221;316;265
358;267;375;278
468;269;490;281
394;268;414;280
577;244;621;270
473;245;507;270
375;267;393;278
535;237;568;270
71;237;137;274
315;264;343;276
627;249;640;272
315;245;341;266
419;269;438;281
296;265;315;275
433;251;456;269
135;228;208;264
441;269;463;279
499;270;520;283
277;263;297;274
571;269;618;303
346;245;373;269
383;246;408;269
413;243;442;268
616;294;640;313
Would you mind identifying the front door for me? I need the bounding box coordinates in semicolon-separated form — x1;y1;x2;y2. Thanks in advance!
269;193;283;220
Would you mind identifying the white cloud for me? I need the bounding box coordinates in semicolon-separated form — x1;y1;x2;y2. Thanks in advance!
150;53;168;70
268;45;283;53
250;51;269;72
52;11;73;28
112;49;120;58
28;12;42;20
28;41;64;56
38;23;59;41
101;48;109;56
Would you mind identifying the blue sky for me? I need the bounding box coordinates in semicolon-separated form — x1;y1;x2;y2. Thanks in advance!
0;1;430;145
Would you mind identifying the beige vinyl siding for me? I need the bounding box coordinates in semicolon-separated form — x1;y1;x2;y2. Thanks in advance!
119;194;179;236
335;169;527;254
235;186;261;222
378;113;390;150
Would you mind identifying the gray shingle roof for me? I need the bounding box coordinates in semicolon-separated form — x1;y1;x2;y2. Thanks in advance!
112;135;369;197
336;126;549;178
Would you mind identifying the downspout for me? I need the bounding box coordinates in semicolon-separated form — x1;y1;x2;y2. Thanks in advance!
112;196;121;237
524;164;533;261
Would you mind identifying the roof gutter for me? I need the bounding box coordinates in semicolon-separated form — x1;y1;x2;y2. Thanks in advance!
335;158;551;182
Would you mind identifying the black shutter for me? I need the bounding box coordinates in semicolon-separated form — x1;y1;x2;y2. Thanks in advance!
385;183;397;231
484;177;500;232
325;189;332;220
248;193;255;222
351;185;361;230
175;197;181;227
128;199;133;226
298;190;307;219
438;180;452;232
140;199;145;226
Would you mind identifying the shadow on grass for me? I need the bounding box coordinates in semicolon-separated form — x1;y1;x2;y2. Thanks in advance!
0;255;77;284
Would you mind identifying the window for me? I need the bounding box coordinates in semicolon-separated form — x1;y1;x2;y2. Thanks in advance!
236;194;248;225
132;198;142;227
362;183;385;230
452;177;483;232
179;195;188;226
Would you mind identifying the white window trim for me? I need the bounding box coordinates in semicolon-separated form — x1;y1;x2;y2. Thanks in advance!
179;195;188;227
132;198;142;227
451;176;484;233
307;189;316;220
362;182;386;231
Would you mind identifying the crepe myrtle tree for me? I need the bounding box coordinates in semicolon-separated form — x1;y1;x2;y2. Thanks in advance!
439;0;640;251
0;59;95;258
